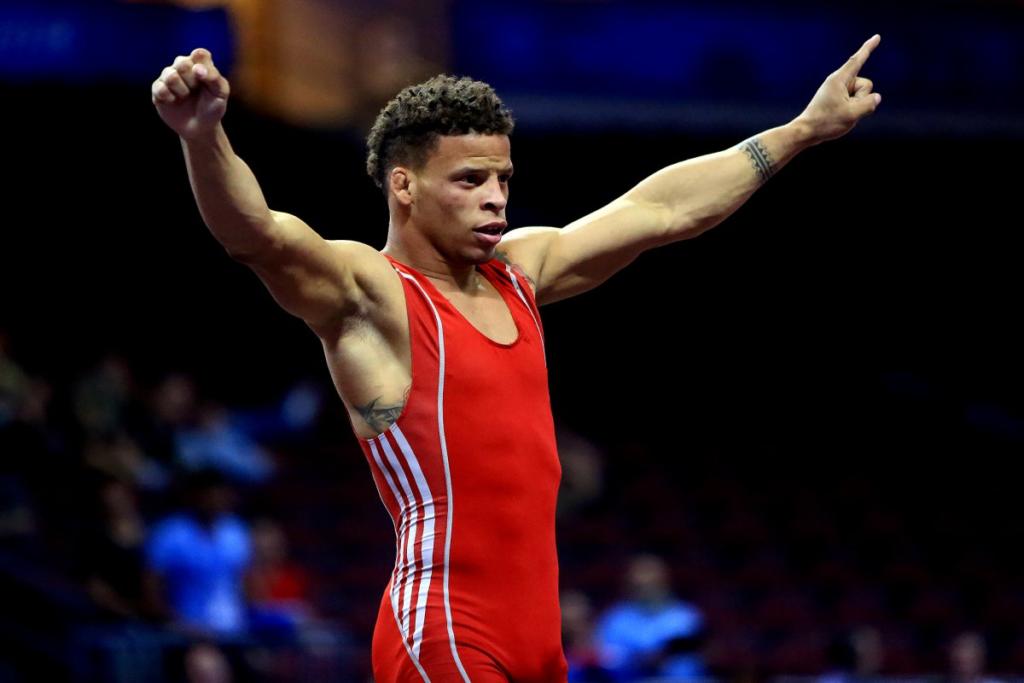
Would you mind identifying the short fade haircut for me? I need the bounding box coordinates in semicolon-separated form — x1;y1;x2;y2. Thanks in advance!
366;74;515;192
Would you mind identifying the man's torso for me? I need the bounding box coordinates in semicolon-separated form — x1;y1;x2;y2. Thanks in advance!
319;248;525;440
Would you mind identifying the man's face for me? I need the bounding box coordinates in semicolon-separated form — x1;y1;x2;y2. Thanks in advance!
407;133;513;264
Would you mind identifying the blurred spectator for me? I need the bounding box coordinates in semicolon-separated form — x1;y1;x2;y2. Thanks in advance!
562;589;613;682
147;375;323;484
72;354;136;439
176;401;275;484
144;469;252;637
0;336;68;551
245;517;312;640
81;472;150;620
594;553;706;681
242;516;352;678
283;380;322;428
83;430;170;491
0;329;30;427
136;372;199;468
555;423;606;520
820;626;884;683
0;332;38;542
184;642;233;683
0;473;36;541
73;356;172;489
947;631;1004;683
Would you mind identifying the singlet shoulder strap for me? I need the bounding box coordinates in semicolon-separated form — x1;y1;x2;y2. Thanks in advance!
484;259;546;359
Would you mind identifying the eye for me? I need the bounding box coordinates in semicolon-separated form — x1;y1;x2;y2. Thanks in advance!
499;174;512;184
460;174;484;186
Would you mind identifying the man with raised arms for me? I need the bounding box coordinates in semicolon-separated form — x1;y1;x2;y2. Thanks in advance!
152;35;881;681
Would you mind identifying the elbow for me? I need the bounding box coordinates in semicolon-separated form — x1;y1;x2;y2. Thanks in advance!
670;216;714;244
618;196;678;250
224;242;265;264
655;202;725;246
645;202;699;248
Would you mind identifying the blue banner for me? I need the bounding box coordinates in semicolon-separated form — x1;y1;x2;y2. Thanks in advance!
0;2;233;83
453;0;1024;133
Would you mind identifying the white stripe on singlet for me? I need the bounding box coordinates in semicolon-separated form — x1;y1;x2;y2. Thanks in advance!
377;434;421;638
391;424;436;658
367;437;431;682
395;267;472;682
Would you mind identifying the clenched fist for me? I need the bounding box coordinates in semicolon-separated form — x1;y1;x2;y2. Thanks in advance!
151;48;230;140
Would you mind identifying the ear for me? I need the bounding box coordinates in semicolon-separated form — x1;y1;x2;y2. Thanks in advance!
389;167;414;206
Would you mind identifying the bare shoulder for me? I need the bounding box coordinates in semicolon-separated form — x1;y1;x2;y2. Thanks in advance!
324;240;395;295
239;211;407;335
322;239;406;328
494;226;560;294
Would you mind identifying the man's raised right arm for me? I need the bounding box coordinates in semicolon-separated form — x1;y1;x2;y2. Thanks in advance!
151;48;385;336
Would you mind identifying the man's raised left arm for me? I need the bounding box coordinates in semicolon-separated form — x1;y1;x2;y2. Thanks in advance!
501;34;882;306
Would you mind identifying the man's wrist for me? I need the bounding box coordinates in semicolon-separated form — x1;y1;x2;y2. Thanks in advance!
786;116;822;149
179;123;225;148
179;124;232;163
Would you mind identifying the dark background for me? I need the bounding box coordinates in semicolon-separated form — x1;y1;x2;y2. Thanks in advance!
7;88;1023;458
3;0;1024;680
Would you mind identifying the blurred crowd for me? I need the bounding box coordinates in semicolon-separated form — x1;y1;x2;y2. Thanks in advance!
0;329;346;681
1;326;1020;682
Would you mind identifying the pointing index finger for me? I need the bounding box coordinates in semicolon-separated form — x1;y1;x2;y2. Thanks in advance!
839;34;881;81
190;47;213;64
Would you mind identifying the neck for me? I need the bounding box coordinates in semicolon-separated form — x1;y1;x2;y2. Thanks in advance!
383;219;484;291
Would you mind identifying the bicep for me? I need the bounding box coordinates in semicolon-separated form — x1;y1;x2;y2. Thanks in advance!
242;211;388;334
529;197;671;305
496;226;559;297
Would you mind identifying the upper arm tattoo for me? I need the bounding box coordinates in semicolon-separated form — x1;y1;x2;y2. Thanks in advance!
738;136;776;184
355;385;410;434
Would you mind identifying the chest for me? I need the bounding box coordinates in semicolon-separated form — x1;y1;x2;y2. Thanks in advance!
430;278;519;346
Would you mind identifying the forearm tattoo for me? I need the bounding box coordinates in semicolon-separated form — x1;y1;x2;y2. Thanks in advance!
356;395;407;433
739;136;776;184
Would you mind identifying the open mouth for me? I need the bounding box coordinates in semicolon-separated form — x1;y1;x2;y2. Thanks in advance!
473;222;507;236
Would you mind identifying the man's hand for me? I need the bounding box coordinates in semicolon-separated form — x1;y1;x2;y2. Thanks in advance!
795;34;883;146
151;48;231;140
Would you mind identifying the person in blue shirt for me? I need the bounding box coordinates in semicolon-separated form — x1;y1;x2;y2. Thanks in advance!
594;553;706;681
144;469;252;637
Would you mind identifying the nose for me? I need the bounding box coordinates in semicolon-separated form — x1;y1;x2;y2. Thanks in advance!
481;176;507;212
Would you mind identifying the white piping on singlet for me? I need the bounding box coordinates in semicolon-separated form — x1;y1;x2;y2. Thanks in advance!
504;264;546;364
377;434;421;638
391;424;437;659
396;268;472;683
367;438;432;682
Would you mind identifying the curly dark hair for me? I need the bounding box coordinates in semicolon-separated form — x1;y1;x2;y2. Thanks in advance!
366;74;515;191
